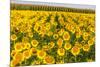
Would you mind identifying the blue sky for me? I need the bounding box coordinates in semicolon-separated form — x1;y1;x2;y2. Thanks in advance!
11;0;95;10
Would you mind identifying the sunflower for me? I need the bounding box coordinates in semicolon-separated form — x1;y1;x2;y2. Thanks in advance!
21;42;27;50
11;50;17;57
82;32;89;40
71;46;80;56
10;59;19;66
28;32;33;38
75;43;82;49
48;41;55;49
46;22;51;31
57;48;65;56
47;31;53;36
30;47;37;55
75;31;82;38
14;42;23;51
90;27;95;32
53;34;59;39
25;42;31;49
11;34;17;41
57;38;63;48
58;29;65;36
63;31;70;41
31;39;39;47
34;23;39;32
42;45;49;51
13;53;23;62
23;50;31;59
44;55;55;64
64;42;72;50
88;39;94;46
83;44;90;52
37;50;46;59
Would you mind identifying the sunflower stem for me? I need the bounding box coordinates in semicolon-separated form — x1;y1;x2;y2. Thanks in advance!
75;56;77;62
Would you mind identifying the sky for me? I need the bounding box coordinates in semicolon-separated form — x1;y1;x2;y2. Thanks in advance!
11;0;96;10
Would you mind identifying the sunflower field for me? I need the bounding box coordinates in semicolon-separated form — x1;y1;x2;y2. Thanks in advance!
10;9;95;66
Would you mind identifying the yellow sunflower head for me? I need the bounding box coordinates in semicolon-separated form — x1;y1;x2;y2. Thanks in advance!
83;44;90;52
75;42;82;49
53;34;59;39
58;29;65;36
63;31;70;41
28;32;33;38
64;42;72;50
14;53;23;62
14;42;23;52
31;39;39;47
75;31;82;38
10;59;19;66
88;39;94;46
57;38;63;48
23;50;31;59
11;34;17;41
44;55;55;64
30;47;37;55
57;48;65;56
11;50;17;57
47;31;53;36
48;41;55;49
25;42;31;49
71;46;80;56
90;27;95;32
82;32;89;40
21;42;26;50
37;50;46;59
42;45;49;51
34;23;39;32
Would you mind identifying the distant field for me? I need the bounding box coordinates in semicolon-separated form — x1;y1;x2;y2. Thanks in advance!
10;3;95;14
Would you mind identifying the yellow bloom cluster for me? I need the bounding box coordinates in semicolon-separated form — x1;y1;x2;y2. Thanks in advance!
10;10;95;66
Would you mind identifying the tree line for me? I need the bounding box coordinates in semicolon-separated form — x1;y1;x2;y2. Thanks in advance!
10;3;95;14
